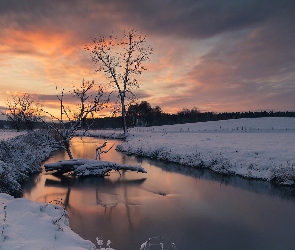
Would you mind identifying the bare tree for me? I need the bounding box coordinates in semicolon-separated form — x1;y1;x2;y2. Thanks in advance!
41;79;108;159
4;93;41;131
85;29;153;137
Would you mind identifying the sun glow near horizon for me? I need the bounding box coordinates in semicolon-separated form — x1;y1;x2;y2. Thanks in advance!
0;1;294;117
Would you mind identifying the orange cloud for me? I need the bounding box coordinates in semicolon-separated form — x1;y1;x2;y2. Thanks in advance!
0;0;294;117
0;24;105;96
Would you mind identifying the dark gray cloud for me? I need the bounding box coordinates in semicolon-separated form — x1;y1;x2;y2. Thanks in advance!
119;0;295;38
0;0;118;44
174;13;295;111
146;5;295;112
1;0;294;55
31;88;151;107
1;0;295;112
1;0;294;39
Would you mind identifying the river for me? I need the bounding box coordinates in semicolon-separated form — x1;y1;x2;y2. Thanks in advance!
22;137;295;250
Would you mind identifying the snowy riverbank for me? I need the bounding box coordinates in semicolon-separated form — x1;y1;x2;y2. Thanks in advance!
0;131;55;195
0;193;96;250
88;117;295;186
0;117;295;249
0;131;115;249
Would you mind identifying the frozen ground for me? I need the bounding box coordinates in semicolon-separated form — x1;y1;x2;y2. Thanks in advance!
0;131;115;249
0;117;295;249
0;131;55;195
87;117;295;186
0;193;96;250
0;130;26;140
0;130;135;249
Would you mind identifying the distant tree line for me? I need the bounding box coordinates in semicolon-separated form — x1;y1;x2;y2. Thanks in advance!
123;101;295;128
79;101;295;129
1;100;295;130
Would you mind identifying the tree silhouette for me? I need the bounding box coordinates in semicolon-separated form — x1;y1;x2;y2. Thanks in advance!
85;29;153;136
41;79;108;159
4;93;41;131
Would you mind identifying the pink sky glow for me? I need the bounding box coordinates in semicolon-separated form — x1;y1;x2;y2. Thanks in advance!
0;0;294;119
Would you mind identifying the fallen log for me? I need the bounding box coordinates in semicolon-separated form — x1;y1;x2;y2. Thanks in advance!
44;158;147;177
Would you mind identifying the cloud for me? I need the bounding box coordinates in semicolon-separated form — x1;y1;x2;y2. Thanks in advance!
1;0;294;40
168;15;295;111
0;0;125;42
0;0;294;114
107;0;295;39
144;8;295;113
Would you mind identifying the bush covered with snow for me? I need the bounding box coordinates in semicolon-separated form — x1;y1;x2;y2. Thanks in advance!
0;130;55;195
270;162;295;185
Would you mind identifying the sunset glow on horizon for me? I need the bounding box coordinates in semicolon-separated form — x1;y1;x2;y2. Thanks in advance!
0;0;294;119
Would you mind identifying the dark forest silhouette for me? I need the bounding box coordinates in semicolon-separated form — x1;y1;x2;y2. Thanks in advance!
1;100;294;130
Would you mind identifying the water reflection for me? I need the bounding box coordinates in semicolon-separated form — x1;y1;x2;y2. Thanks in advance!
22;137;295;250
143;158;295;202
44;176;147;209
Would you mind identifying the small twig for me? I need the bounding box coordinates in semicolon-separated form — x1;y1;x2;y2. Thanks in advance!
95;140;115;160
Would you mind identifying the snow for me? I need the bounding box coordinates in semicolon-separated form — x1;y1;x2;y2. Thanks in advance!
0;130;26;140
44;158;147;176
0;130;128;249
87;117;295;186
0;117;295;249
0;130;56;195
0;193;96;250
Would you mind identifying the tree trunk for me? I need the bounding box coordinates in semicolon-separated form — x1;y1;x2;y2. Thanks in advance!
64;141;73;159
120;93;127;137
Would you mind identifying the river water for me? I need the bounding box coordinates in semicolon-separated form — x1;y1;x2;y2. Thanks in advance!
22;137;295;250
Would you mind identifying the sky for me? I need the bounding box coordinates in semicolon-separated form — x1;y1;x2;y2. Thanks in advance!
0;0;294;119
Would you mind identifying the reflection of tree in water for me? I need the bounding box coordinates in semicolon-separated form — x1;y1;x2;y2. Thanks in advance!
95;172;146;230
21;173;43;195
44;174;146;229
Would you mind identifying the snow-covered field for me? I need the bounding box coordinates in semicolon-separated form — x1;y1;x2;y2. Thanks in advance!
0;117;295;249
88;117;295;186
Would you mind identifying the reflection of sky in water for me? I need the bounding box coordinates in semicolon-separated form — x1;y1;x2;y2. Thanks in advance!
22;137;295;250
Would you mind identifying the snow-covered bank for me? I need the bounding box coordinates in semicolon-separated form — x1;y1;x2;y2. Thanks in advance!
0;130;26;141
88;117;295;186
0;193;96;250
0;131;55;195
0;131;114;250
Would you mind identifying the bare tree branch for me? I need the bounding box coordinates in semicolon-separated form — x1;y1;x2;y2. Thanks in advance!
3;93;41;131
85;29;153;137
40;79;109;159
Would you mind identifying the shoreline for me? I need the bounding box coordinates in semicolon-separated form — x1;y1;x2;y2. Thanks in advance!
86;117;295;186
